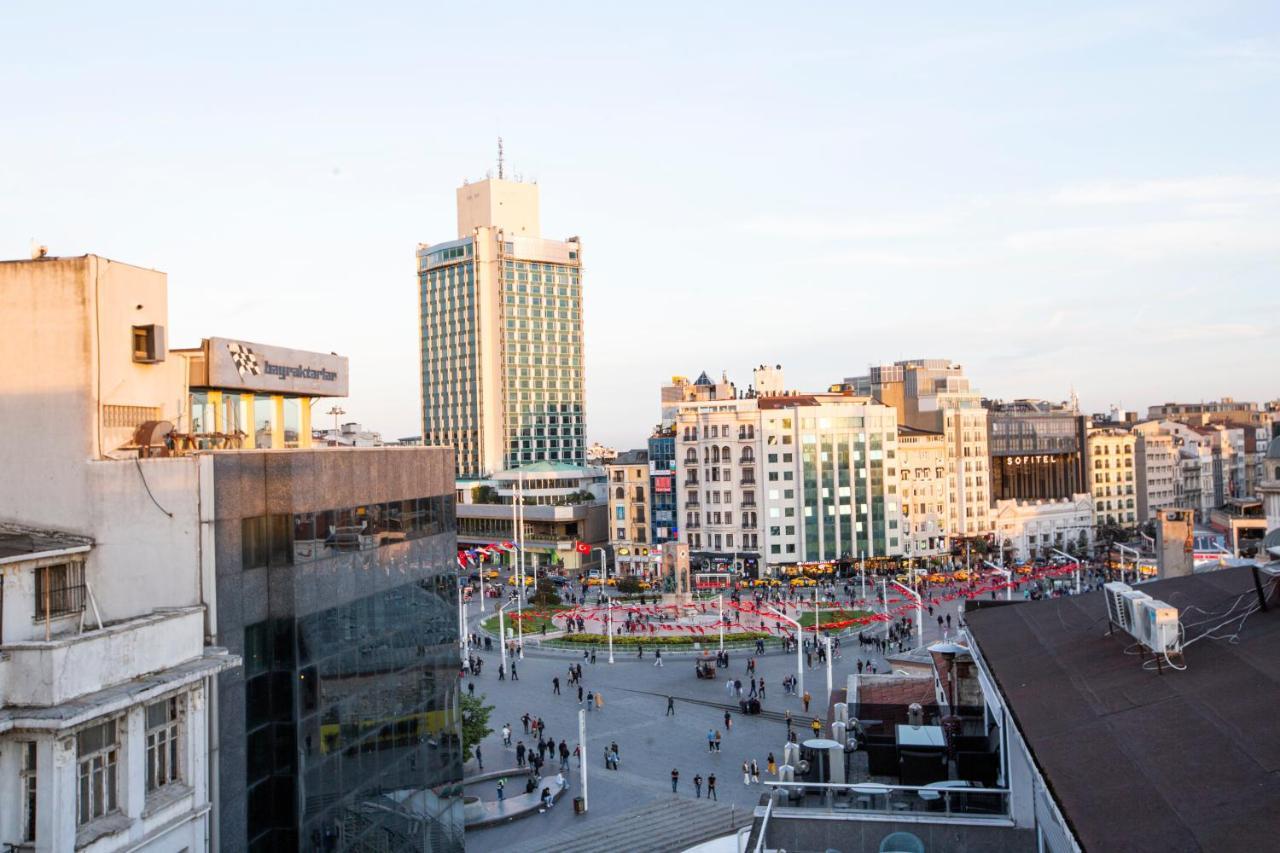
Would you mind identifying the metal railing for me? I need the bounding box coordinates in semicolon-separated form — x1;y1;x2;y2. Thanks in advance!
764;780;1010;820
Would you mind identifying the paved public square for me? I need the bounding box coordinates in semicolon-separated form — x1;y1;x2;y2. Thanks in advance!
460;585;973;853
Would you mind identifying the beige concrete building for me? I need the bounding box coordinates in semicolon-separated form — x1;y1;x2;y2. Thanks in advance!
417;176;585;478
1135;429;1178;522
605;450;653;575
1087;427;1138;528
897;425;949;560
848;359;992;542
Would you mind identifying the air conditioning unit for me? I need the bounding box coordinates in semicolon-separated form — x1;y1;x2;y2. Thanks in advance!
1138;599;1179;655
1120;590;1151;638
1104;582;1133;631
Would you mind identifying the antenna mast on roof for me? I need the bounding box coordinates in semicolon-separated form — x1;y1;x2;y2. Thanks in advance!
497;137;505;180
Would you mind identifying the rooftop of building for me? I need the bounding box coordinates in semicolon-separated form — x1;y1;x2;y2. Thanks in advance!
609;449;649;465
965;565;1280;853
0;522;93;563
491;461;602;478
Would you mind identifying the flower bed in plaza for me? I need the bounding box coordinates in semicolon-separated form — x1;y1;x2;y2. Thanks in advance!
554;631;773;647
796;608;873;629
479;606;570;636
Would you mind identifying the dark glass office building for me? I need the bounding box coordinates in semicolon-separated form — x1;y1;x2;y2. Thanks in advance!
210;448;463;853
986;403;1088;501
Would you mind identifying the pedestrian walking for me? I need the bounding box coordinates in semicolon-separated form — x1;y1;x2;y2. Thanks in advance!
667;696;675;716
467;682;475;697
578;685;584;703
586;690;594;712
595;691;604;711
516;742;526;767
654;648;664;667
671;768;680;793
693;774;703;798
707;728;716;752
476;745;484;770
511;662;519;681
714;730;722;752
811;718;822;736
496;778;505;802
767;752;777;775
742;760;750;785
498;664;505;681
724;711;732;731
522;713;531;734
751;759;760;784
707;773;718;800
502;724;512;747
802;690;812;713
759;678;766;700
552;676;560;695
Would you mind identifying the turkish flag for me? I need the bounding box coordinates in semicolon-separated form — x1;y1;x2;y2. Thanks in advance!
575;541;591;555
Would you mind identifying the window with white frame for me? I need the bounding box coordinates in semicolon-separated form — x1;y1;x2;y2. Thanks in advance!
77;719;120;825
21;741;37;842
146;695;183;792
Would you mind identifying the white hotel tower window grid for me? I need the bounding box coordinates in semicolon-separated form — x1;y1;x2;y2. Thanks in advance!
501;253;585;469
419;240;480;474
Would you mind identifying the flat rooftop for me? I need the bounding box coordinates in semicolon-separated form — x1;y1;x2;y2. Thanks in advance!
966;566;1280;852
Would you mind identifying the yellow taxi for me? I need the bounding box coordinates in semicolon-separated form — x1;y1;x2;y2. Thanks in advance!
506;575;535;587
481;569;500;580
789;577;817;588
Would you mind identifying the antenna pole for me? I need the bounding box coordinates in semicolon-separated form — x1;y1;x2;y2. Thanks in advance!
497;137;504;180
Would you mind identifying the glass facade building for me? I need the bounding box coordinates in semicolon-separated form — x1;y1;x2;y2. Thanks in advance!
987;408;1088;501
799;419;901;559
212;450;463;853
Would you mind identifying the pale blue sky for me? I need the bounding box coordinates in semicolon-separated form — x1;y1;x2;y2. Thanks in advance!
4;2;1277;447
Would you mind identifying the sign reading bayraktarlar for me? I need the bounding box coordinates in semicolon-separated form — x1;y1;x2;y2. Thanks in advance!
207;337;349;397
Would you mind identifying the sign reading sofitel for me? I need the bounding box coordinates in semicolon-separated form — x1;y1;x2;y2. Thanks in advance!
206;337;349;397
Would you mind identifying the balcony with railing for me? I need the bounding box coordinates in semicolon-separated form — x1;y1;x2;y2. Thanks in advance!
765;780;1010;820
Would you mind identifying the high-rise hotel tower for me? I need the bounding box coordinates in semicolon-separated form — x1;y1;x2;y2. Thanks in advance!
417;175;586;478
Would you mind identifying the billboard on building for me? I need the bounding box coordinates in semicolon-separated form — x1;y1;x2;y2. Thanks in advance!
204;337;349;397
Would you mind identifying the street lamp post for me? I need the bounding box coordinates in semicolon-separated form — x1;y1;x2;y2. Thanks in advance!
718;593;724;652
607;598;614;664
458;581;467;664
578;708;589;812
983;560;1012;601
498;598;517;678
859;552;866;604
479;553;486;613
1050;548;1081;594
517;473;526;657
592;547;611;584
824;635;834;702
764;606;802;701
1116;542;1141;583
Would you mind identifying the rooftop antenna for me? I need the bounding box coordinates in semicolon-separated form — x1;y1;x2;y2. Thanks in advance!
497;137;505;180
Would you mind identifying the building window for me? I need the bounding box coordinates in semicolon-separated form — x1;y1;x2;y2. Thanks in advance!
21;742;37;842
33;561;86;620
77;719;120;826
131;323;165;363
146;696;183;793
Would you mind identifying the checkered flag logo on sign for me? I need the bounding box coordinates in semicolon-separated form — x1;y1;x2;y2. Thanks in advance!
227;342;261;378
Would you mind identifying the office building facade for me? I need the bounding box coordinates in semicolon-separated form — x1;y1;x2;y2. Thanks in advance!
647;428;677;544
417;177;585;478
0;255;464;853
985;400;1088;501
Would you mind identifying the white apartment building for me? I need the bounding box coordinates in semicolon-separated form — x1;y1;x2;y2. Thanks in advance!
0;257;238;852
1087;428;1138;528
674;390;762;573
759;396;905;565
993;494;1094;562
0;525;230;853
897;426;949;560
1135;430;1178;522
